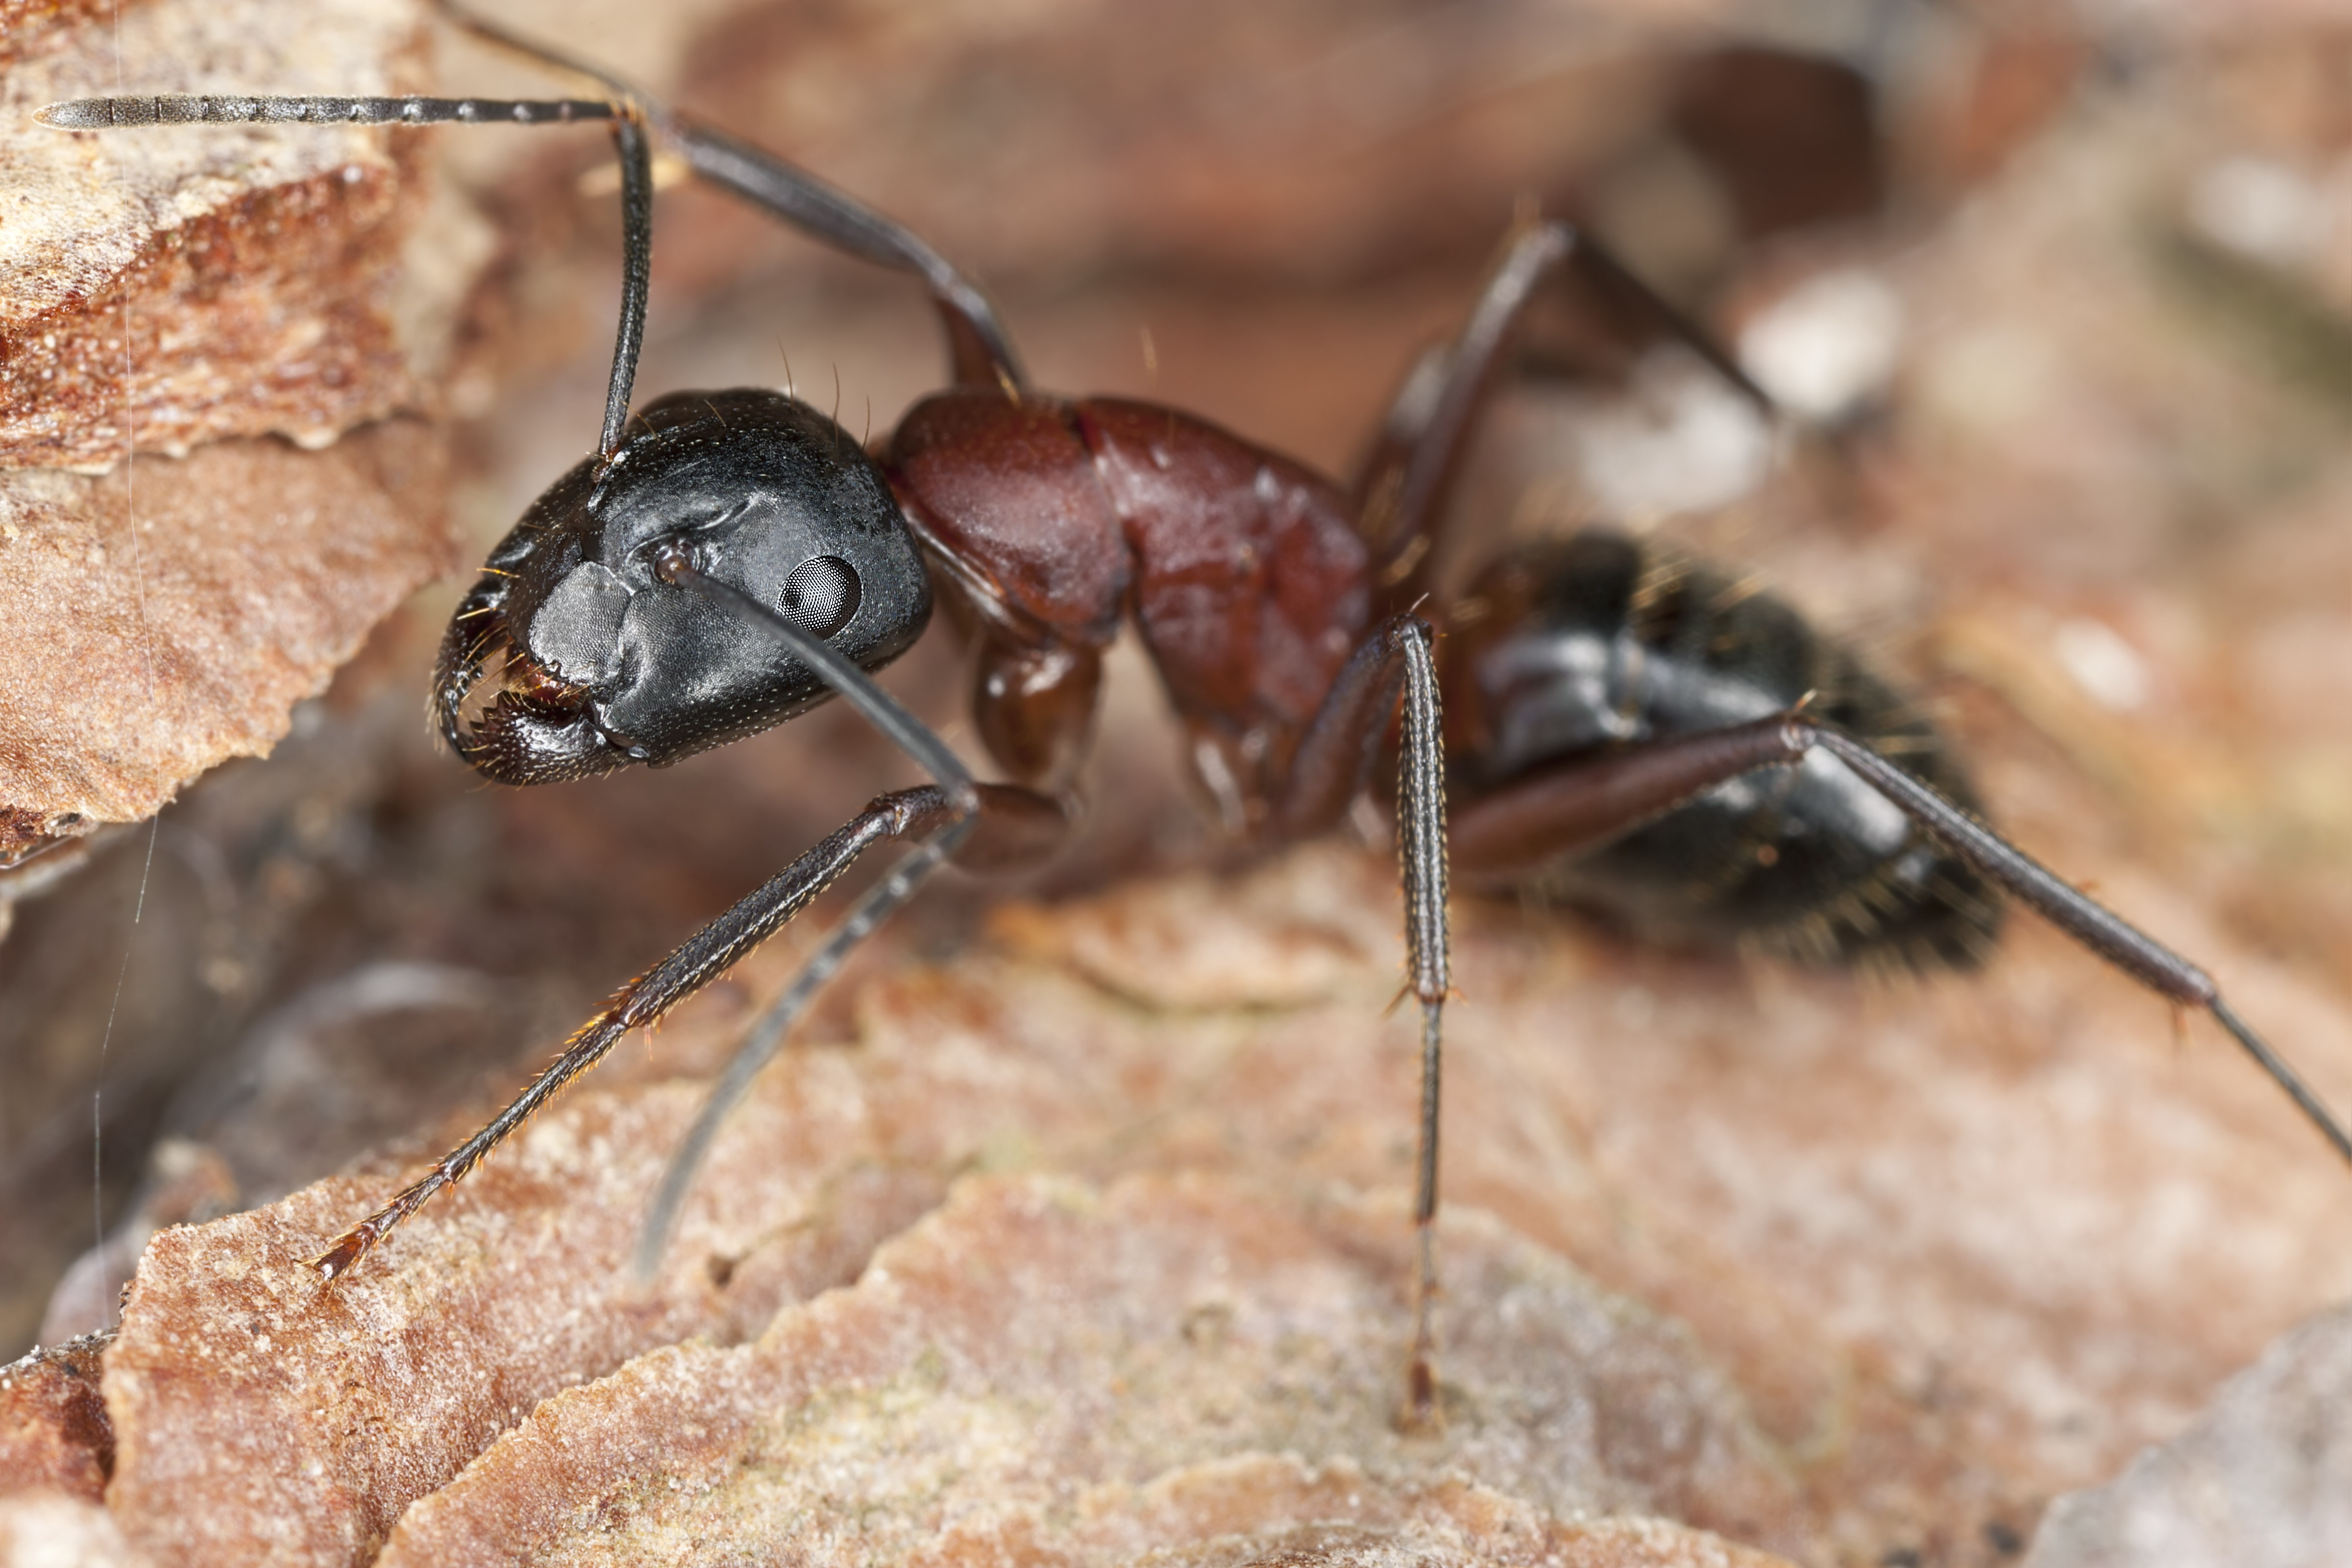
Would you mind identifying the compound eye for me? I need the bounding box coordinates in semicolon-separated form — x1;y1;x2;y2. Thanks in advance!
782;555;861;639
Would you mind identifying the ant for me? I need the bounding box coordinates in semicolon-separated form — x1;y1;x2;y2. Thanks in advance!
43;1;2352;1429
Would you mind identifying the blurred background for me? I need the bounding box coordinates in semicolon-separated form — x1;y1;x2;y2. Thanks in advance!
8;0;2352;1527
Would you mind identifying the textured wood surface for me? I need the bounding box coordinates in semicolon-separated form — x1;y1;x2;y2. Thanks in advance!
5;1;2352;1565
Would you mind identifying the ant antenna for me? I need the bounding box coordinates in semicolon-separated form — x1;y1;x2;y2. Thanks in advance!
430;0;1029;393
598;108;653;464
38;87;653;468
46;2;1033;416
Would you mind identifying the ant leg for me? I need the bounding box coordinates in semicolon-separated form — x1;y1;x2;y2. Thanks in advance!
49;14;1029;393
312;554;1070;1280
36;93;619;130
636;554;1072;1268
1354;217;1770;617
1449;713;2352;1168
631;811;957;1278
310;782;992;1278
431;0;1024;392
1274;616;1451;1428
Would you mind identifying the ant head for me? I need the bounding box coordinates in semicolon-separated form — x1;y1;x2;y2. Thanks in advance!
436;388;932;783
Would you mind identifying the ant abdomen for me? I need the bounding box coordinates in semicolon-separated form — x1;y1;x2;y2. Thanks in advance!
1444;529;2003;970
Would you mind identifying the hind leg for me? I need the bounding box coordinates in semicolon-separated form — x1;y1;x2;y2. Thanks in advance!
1447;711;2352;1168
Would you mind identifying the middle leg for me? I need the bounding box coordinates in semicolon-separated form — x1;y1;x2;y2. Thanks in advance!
1276;614;1452;1429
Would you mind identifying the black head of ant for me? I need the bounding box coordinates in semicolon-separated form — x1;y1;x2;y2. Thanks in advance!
436;389;933;783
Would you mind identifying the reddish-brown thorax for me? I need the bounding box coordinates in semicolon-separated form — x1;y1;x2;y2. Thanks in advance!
886;389;1369;825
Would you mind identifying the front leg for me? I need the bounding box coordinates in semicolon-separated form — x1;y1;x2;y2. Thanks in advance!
317;549;1074;1280
310;780;1067;1280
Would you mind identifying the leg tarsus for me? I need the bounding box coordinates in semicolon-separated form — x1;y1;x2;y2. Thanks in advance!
2211;1000;2352;1167
1449;709;2352;1169
1800;716;2352;1165
1400;1001;1446;1436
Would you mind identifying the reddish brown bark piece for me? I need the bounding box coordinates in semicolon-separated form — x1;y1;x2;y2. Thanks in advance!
0;421;457;861
0;0;430;472
90;837;2041;1564
0;3;146;71
0;0;473;865
97;954;1801;1562
377;1174;1803;1567
0;1335;111;1505
971;844;2351;1547
80;818;2345;1562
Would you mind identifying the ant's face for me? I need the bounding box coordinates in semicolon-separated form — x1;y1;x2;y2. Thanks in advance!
434;389;932;784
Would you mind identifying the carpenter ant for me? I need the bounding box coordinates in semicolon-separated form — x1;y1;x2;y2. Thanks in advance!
43;2;2352;1428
